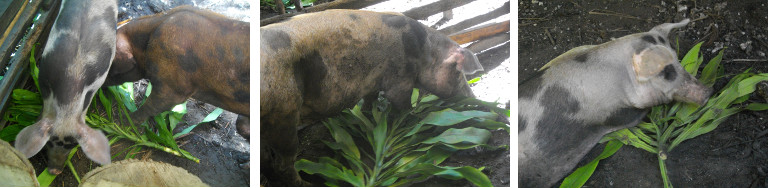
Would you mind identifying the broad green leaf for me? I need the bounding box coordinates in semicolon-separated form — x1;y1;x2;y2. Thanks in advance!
37;169;56;187
324;120;360;159
561;140;623;188
397;163;492;187
699;49;724;87
295;158;364;187
0;124;24;142
407;109;496;136
421;127;491;145
411;88;420;107
680;42;703;75
746;103;768;111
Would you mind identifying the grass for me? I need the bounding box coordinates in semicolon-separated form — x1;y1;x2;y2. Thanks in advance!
560;42;768;188
295;88;509;186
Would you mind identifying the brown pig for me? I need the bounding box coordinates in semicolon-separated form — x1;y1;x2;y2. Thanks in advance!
260;10;483;186
103;6;250;137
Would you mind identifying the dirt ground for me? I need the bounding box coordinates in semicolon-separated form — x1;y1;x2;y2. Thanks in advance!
23;0;251;187
261;0;511;187
519;0;768;187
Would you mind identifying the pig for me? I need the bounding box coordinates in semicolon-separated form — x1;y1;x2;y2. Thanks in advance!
260;10;483;186
102;5;250;140
275;0;304;14
518;19;712;187
14;0;117;174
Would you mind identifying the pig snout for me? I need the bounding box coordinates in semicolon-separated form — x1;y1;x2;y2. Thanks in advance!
673;79;713;105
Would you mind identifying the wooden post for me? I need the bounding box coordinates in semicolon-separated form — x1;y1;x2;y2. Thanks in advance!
449;20;510;45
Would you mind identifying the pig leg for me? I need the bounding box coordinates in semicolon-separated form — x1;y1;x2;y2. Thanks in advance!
261;110;310;186
236;115;249;141
130;84;190;125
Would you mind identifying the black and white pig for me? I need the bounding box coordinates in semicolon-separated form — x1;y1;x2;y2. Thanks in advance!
14;0;117;174
261;10;483;186
518;19;712;187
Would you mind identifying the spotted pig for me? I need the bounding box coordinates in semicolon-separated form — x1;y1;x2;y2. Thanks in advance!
260;10;483;186
103;6;250;138
518;19;712;187
14;0;117;175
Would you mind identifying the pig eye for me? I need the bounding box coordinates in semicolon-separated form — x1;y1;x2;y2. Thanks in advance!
659;64;677;81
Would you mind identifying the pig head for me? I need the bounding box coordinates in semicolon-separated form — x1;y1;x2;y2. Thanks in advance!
103;6;250;138
518;19;712;187
14;0;117;174
260;10;482;186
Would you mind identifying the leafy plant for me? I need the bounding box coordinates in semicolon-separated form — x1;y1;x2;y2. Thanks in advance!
561;42;768;188
295;89;509;186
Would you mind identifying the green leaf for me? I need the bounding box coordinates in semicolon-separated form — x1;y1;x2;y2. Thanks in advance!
324;119;361;159
467;77;481;84
699;49;724;87
37;169;56;187
0;124;24;142
680;42;703;76
561;140;622;188
421;127;491;145
295;158;364;187
746;103;768;111
407;109;497;136
397;163;492;187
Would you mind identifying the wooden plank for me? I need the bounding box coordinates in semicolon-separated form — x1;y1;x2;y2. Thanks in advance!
260;0;388;26
439;1;509;35
0;0;59;118
449;20;509;45
0;0;40;69
467;32;510;53
0;0;27;52
1;0;25;37
402;0;475;21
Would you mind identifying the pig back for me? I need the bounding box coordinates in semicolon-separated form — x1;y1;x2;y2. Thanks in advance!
261;10;435;116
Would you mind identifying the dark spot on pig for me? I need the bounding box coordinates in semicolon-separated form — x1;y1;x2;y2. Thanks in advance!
603;107;646;126
239;71;249;84
641;35;657;44
83;91;94;111
51;135;59;141
519;70;545;99
574;52;589;63
178;48;203;72
535;84;592;155
233;90;249;103
62;136;77;149
382;14;406;28
402;20;427;58
63;136;76;143
519;116;526;133
54;141;63;146
660;64;677;81
262;29;291;51
348;14;358;20
657;36;666;44
298;51;326;98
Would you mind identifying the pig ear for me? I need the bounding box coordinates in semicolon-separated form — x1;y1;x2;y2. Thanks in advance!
77;127;111;165
632;46;675;81
15;121;52;158
651;19;689;36
446;47;483;75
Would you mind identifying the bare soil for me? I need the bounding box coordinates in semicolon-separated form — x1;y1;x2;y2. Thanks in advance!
519;0;768;187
